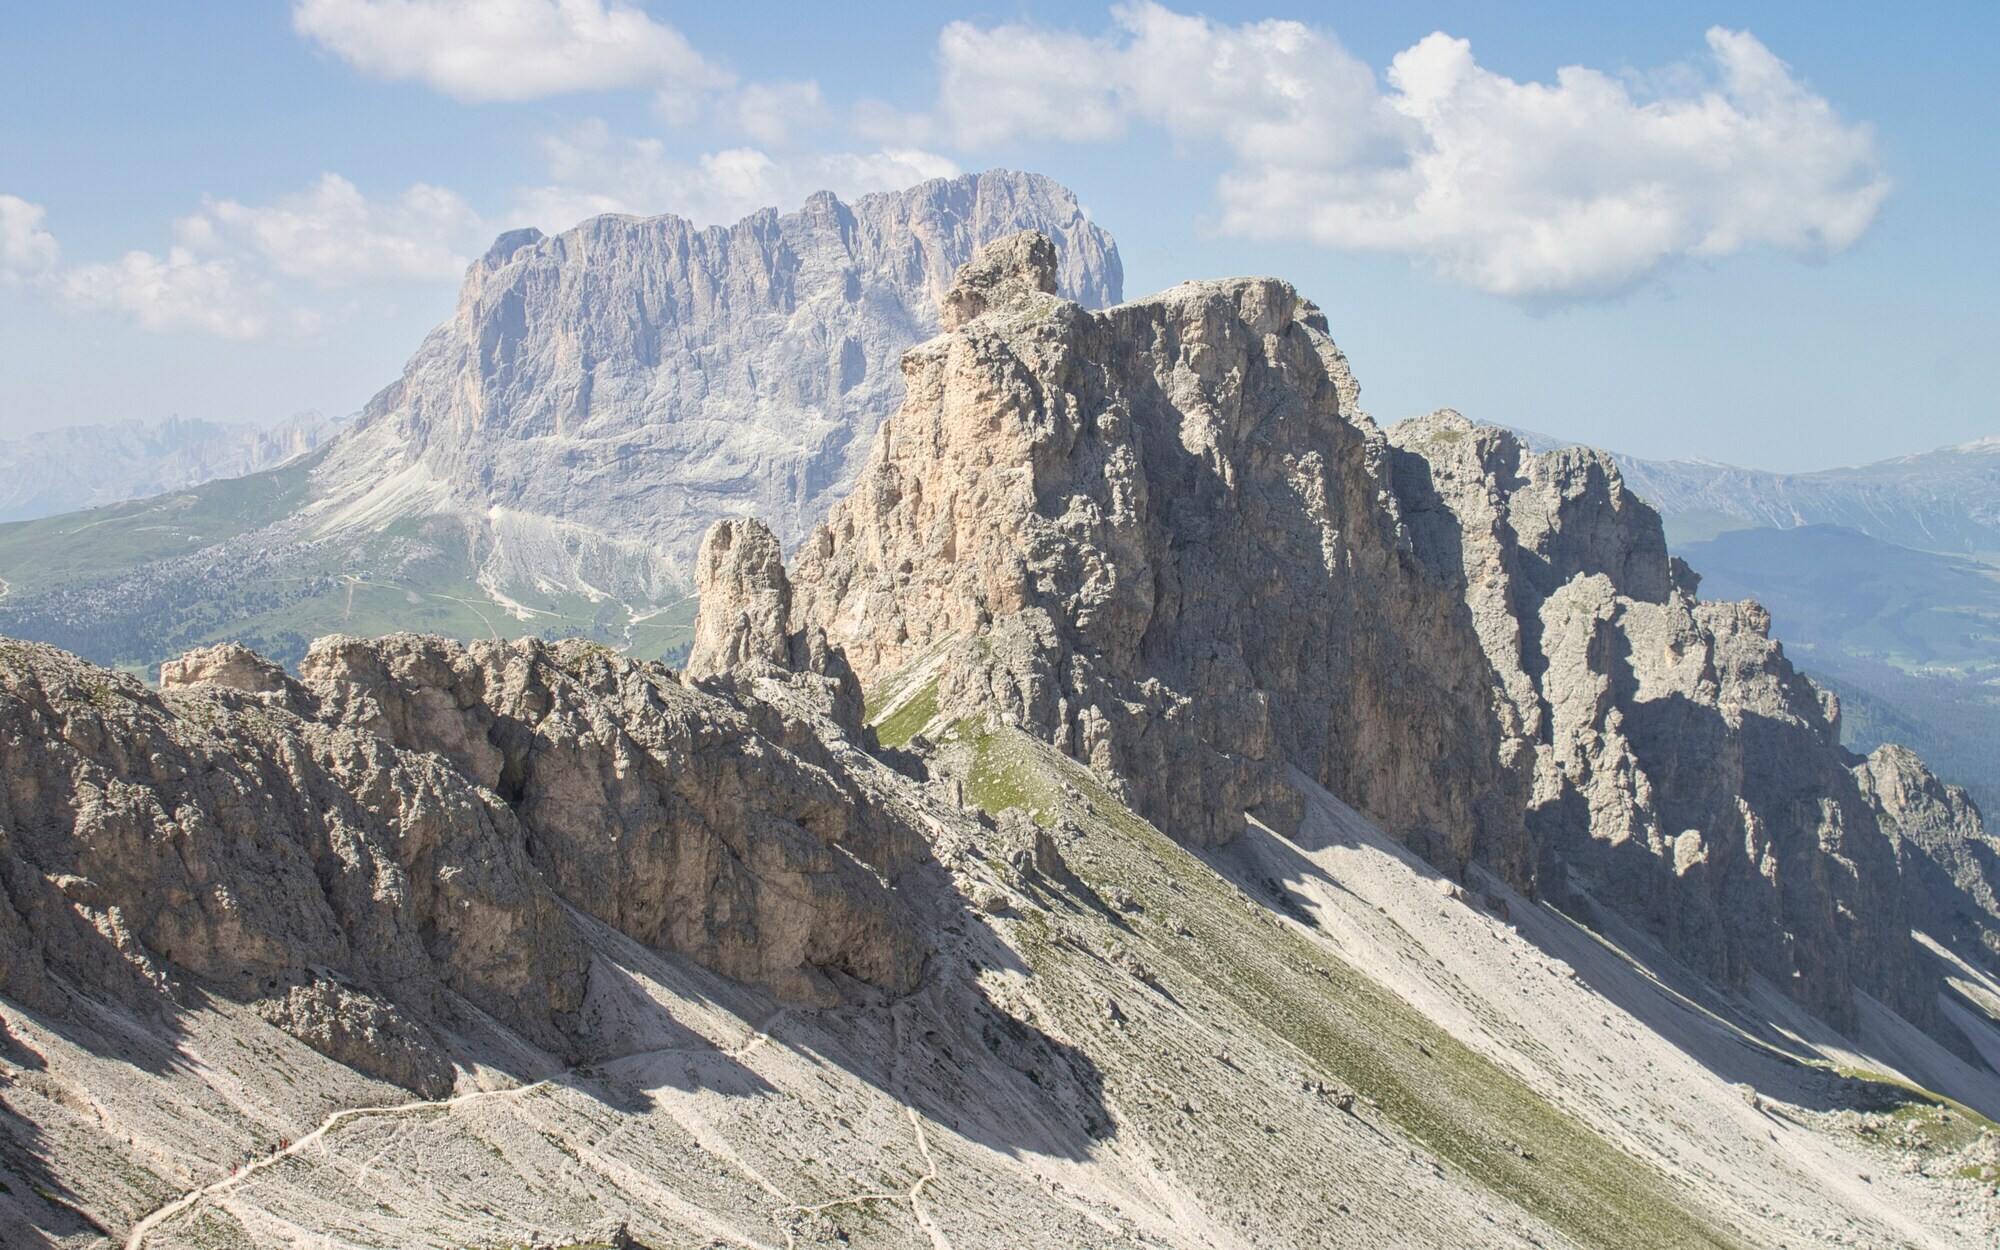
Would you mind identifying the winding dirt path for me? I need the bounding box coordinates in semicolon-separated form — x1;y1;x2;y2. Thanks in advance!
124;1079;552;1249
124;1002;955;1250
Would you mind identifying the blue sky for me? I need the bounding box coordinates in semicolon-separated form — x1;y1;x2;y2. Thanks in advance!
1;1;1994;470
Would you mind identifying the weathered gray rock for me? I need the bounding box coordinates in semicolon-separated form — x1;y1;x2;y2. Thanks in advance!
1387;412;1927;1027
685;516;868;741
686;518;795;683
0;639;585;1086
301;633;921;1005
785;234;1945;1030
792;233;1515;856
1860;743;2000;965
158;640;300;701
0;622;933;1106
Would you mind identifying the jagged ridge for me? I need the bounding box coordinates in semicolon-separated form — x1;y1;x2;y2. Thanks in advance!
784;230;1997;1036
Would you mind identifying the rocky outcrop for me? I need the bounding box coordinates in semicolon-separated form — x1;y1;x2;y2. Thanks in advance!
301;633;921;1005
1860;743;2000;965
0;626;929;1097
686;519;796;684
1387;414;1924;1028
0;639;585;1090
783;232;1946;1031
791;233;1516;855
158;640;301;702
685;517;868;738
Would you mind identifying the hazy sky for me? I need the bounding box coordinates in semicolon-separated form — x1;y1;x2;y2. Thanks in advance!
2;1;1994;470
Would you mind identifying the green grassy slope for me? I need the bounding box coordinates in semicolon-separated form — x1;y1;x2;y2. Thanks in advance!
0;458;698;676
926;715;1747;1250
0;457;316;598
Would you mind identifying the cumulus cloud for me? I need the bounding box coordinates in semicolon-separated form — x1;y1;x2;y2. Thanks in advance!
184;174;484;287
0;195;61;280
292;0;730;103
293;0;842;152
7;176;492;338
514;119;960;232
52;249;298;340
931;4;1888;301
733;80;829;148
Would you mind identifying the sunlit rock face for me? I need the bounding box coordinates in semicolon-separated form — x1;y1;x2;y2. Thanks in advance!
789;231;1933;1030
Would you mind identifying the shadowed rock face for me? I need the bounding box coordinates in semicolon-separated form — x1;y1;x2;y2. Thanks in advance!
1861;742;2000;964
1389;416;1925;1028
786;231;1945;1030
0;630;927;1096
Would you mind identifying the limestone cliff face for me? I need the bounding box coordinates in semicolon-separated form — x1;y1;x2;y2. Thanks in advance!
784;232;1943;1029
0;640;584;1096
790;234;1519;856
0;630;926;1097
312;170;1123;598
1389;415;1924;1027
301;633;917;1005
1860;743;2000;964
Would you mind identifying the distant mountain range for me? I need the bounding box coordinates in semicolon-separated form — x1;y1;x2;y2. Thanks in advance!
1618;438;2000;556
0;171;1121;673
0;185;1988;817
1510;426;2000;808
0;411;336;521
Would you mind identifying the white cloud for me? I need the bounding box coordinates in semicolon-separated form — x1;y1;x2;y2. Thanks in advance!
936;21;1126;146
52;249;297;340
0;195;61;280
293;0;731;103
931;4;1888;301
7;176;488;338
514;119;960;232
185;174;484;287
733;80;828;148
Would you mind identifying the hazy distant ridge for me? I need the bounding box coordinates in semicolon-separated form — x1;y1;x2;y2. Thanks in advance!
0;412;337;522
1511;426;2000;556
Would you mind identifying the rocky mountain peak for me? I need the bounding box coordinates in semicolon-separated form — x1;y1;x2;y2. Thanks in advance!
940;229;1062;329
777;233;1959;1031
792;259;1511;857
